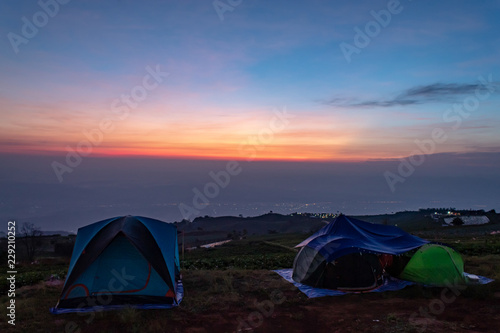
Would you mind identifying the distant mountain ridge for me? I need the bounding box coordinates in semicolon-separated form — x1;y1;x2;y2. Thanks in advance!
0;230;74;238
176;213;328;235
2;209;497;240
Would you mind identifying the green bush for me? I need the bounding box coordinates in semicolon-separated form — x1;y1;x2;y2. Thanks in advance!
182;253;295;270
0;268;67;294
453;243;500;256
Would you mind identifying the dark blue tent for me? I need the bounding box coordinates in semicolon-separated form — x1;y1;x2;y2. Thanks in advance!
51;215;182;314
293;214;429;291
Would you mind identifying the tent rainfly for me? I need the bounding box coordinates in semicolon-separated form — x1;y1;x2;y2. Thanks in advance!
292;214;468;291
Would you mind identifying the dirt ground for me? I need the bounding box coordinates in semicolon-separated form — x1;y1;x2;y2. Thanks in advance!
2;270;499;333
177;291;500;333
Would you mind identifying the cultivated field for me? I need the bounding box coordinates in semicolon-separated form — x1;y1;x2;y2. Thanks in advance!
1;226;500;332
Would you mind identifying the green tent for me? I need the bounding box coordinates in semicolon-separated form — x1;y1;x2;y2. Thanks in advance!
399;244;466;286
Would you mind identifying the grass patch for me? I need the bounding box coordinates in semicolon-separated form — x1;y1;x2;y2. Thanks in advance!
181;237;298;270
0;259;67;294
1;231;498;332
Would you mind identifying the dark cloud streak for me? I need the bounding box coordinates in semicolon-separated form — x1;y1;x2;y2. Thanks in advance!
323;82;500;108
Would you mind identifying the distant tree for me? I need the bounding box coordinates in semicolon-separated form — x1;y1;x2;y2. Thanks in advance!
20;222;43;262
451;217;464;226
54;242;75;257
228;230;241;240
486;210;499;224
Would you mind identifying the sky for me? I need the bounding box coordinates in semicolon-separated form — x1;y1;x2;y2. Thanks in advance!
0;0;499;231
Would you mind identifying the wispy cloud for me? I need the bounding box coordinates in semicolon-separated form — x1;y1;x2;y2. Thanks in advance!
323;82;500;108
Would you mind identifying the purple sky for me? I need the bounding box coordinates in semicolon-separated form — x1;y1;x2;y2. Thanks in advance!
1;152;499;231
0;1;499;230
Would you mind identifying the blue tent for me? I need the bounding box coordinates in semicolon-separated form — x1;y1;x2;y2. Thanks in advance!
293;214;429;290
51;215;182;314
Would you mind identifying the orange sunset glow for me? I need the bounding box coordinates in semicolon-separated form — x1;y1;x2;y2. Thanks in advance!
1;0;499;228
